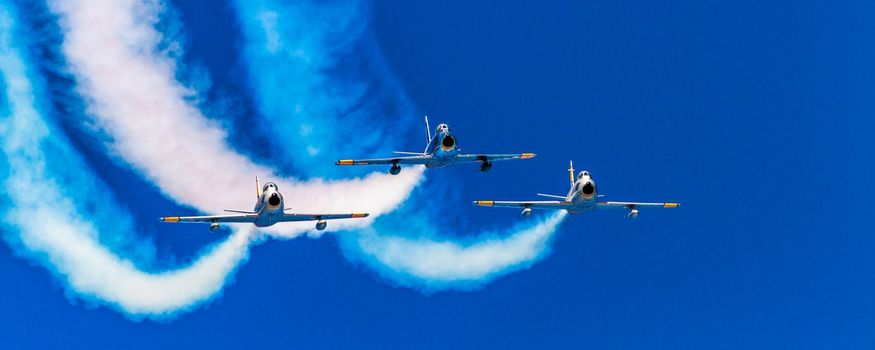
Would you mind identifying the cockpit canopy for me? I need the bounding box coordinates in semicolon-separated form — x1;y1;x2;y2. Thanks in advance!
262;182;278;192
578;171;590;179
436;123;449;132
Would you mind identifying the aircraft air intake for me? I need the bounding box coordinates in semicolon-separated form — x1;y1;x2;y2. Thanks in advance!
441;134;456;151
582;182;595;195
268;193;281;206
580;181;596;199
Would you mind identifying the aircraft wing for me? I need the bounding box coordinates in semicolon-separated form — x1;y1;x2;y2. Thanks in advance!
277;213;369;222
597;201;680;209
160;213;258;223
160;213;368;224
336;155;432;165
473;200;573;210
455;153;536;163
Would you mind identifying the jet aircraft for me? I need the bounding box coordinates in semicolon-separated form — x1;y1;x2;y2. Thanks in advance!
474;161;679;218
335;116;536;174
159;177;369;231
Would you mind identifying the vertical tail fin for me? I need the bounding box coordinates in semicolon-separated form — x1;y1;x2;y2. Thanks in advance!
425;115;431;143
568;161;575;187
423;115;431;153
255;175;260;199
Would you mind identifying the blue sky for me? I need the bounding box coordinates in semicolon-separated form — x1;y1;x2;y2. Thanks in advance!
1;0;874;348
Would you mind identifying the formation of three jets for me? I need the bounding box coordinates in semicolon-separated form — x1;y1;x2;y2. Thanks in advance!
160;117;678;231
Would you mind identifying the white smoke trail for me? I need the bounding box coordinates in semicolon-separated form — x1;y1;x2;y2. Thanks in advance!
235;0;571;289
48;0;569;294
339;212;568;289
47;0;423;237
0;3;253;318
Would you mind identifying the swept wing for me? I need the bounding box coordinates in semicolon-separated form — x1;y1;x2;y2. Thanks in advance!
336;155;433;166
472;200;573;210
597;201;680;209
455;153;536;164
160;212;368;223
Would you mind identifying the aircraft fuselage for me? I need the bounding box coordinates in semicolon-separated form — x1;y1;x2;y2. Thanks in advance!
565;172;599;214
424;125;460;168
252;182;285;227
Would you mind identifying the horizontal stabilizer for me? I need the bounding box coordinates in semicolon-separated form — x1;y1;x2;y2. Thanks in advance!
536;193;566;199
393;151;426;155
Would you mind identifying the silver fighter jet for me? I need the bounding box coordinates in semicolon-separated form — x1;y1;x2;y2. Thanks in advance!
474;161;679;218
336;116;536;175
159;177;369;231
